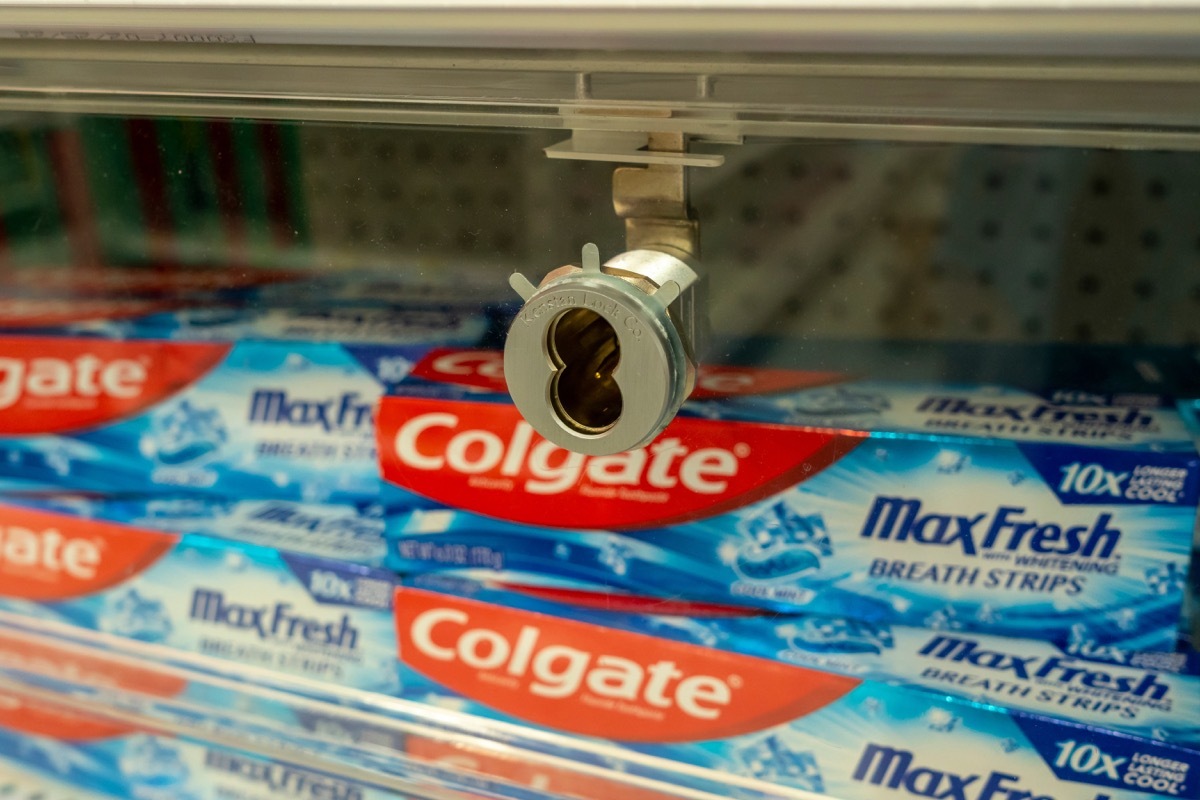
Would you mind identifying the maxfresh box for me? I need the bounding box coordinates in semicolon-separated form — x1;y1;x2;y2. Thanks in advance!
392;574;1200;800
0;691;403;800
401;576;1200;745
0;305;494;501
19;494;388;566
0;264;305;298
0;265;305;331
377;348;1200;648
0;620;698;800
0;497;398;689
0;264;512;332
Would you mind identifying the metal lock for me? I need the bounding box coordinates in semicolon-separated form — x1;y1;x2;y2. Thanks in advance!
505;243;701;456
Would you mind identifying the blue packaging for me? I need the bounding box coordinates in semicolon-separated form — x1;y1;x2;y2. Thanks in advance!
0;497;398;690
0;692;399;800
65;303;502;344
392;574;1200;800
0;306;495;501
378;359;1200;648
23;494;387;567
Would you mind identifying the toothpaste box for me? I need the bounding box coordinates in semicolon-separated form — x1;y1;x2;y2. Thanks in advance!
0;690;404;800
0;265;307;331
0;263;511;318
404;576;1200;746
0;264;305;298
69;303;503;344
17;494;387;567
1;491;1196;800
0;616;705;800
0;498;398;690
377;348;1200;648
0;318;494;501
392;574;1200;800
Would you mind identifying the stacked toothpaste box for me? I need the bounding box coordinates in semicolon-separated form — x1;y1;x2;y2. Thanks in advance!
372;346;1200;800
0;266;508;798
2;263;1200;800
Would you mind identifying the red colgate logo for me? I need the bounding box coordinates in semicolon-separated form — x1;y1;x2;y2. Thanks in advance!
377;397;862;528
410;348;507;393
0;504;177;600
396;588;859;742
409;348;848;399
0;336;229;434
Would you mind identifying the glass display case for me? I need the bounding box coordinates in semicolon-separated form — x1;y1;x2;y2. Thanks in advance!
0;4;1198;799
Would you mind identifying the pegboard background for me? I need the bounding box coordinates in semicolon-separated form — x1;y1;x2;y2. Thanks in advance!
6;115;1200;347
293;124;1200;346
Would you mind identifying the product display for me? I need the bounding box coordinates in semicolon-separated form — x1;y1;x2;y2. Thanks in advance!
0;45;1198;800
0;498;397;688
378;349;1200;648
0;331;490;502
0;691;404;800
392;575;1198;800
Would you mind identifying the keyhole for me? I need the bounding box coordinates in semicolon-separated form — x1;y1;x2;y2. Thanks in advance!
547;308;623;434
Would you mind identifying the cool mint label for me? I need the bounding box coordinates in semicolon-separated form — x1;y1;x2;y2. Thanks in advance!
1018;444;1200;507
1015;714;1196;797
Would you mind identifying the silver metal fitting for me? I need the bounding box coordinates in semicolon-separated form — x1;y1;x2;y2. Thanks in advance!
505;243;700;456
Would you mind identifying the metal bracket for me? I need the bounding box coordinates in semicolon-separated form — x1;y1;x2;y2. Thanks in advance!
544;130;724;169
612;132;700;258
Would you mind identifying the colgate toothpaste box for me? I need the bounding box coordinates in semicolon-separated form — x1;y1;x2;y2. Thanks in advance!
0;265;309;331
0;690;406;800
0;264;305;298
14;494;387;566
0;264;512;331
0;320;493;501
392;574;1200;800
0;687;696;800
57;298;509;345
401;575;1200;746
0;619;706;800
377;348;1200;648
0;497;398;690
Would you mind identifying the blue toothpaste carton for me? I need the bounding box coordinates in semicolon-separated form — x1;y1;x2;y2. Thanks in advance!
424;579;1200;746
393;574;1200;800
15;494;388;567
0;614;715;800
0;489;1196;800
0;263;515;334
0;497;398;690
377;348;1200;648
0;691;406;800
0;305;496;501
64;302;505;344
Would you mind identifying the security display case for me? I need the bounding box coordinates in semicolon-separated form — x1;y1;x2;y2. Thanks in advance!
0;3;1199;800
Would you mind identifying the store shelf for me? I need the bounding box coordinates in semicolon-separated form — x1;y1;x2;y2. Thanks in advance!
0;612;822;800
0;7;1195;800
2;5;1200;147
3;1;1200;57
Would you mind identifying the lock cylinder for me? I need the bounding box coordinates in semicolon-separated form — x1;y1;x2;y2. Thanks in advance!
505;244;700;456
548;307;623;434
